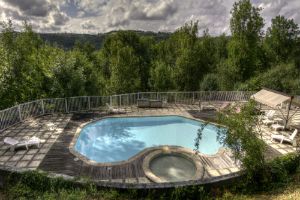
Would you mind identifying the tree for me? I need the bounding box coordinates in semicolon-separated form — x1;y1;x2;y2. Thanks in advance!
51;50;87;97
265;15;300;63
171;22;204;91
220;0;264;89
195;101;267;188
151;22;210;91
199;73;219;91
0;21;47;108
101;31;143;94
238;63;300;93
149;61;173;91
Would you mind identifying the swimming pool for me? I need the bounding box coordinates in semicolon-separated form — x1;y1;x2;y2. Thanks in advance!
74;116;223;163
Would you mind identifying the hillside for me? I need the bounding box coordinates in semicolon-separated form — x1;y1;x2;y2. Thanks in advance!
38;31;170;49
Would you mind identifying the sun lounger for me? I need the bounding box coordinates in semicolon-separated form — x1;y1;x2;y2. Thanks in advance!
271;129;298;146
218;102;231;111
265;110;275;118
260;110;275;120
271;123;285;131
106;103;125;114
4;136;44;151
262;118;274;125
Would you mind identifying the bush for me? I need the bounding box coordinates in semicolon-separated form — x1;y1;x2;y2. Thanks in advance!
238;153;300;192
1;154;300;199
199;73;220;91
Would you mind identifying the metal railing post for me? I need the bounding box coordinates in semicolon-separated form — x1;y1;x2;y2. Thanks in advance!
18;105;22;121
192;92;195;104
88;96;91;110
127;94;129;106
41;99;45;115
65;98;68;113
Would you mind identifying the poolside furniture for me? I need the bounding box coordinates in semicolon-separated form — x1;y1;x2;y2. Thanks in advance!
262;118;274;125
271;123;285;131
199;102;216;111
273;117;284;123
261;110;277;125
137;99;150;108
271;129;298;146
106;103;125;114
261;110;275;120
137;99;162;108
149;100;162;108
4;136;43;151
218;102;231;111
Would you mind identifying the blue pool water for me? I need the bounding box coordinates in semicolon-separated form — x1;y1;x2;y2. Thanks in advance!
74;116;223;163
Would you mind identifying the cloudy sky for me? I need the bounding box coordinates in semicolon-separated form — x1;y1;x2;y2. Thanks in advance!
0;0;300;35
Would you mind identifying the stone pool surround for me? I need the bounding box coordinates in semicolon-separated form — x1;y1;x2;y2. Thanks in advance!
69;115;226;167
142;147;205;183
0;104;296;188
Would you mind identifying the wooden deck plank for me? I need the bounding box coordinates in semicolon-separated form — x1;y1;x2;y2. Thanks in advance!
38;109;241;182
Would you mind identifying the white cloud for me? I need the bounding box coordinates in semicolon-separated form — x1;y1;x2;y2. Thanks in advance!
81;20;97;30
0;0;300;35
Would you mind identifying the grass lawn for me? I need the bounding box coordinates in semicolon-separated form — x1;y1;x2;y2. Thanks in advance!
0;176;299;200
222;183;300;200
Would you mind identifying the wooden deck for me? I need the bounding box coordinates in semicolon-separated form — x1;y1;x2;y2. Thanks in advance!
1;103;297;187
38;111;237;184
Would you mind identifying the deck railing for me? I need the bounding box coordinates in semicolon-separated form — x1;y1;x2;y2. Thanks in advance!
0;91;255;132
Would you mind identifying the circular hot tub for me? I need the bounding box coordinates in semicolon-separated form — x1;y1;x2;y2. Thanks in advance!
143;147;204;183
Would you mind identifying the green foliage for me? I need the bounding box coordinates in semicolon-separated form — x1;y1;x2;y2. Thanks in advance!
0;0;300;108
100;31;154;94
199;73;220;91
230;0;264;41
265;15;300;63
2;158;300;199
149;61;173;90
239;63;300;93
216;101;267;179
219;0;264;89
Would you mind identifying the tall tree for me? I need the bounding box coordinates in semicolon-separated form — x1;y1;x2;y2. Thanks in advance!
0;21;47;107
220;0;264;89
265;15;300;63
100;31;143;94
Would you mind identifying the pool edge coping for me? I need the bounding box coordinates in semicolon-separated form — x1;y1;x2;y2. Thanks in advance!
142;147;205;183
69;114;228;167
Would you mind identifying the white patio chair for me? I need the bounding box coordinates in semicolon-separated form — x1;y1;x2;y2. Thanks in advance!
271;129;298;146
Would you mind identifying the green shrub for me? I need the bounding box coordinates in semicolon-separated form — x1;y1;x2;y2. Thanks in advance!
1;154;300;199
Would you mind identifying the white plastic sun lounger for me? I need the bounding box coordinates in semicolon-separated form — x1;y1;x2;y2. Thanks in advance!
265;110;275;118
271;123;285;131
106;103;125;114
4;136;43;151
262;118;274;125
261;110;275;121
271;129;298;146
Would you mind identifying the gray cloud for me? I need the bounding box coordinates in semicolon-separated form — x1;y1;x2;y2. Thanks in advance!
129;0;177;20
81;20;96;29
1;0;300;34
52;12;69;26
72;0;108;16
3;0;54;17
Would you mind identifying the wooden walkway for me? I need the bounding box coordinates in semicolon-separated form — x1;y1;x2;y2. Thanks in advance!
0;103;297;187
38;110;237;183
